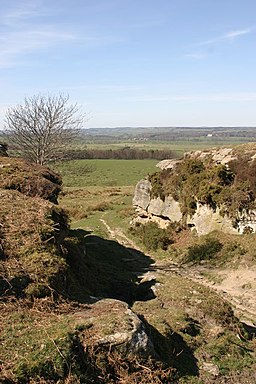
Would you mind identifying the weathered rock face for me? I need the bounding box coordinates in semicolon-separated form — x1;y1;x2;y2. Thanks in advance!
156;159;182;170
132;145;256;235
237;210;256;233
133;181;240;235
187;203;238;236
133;181;182;222
148;196;182;222
188;205;256;236
133;179;152;210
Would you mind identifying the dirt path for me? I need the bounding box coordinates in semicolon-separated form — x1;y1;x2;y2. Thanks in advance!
100;217;139;250
183;265;256;323
100;216;256;324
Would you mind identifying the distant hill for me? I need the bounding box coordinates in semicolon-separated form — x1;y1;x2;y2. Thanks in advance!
80;126;256;141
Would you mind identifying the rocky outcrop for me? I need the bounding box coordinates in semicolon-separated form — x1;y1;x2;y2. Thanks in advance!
73;298;156;357
133;180;183;229
184;147;238;165
133;145;256;235
186;203;238;236
148;196;183;222
132;179;152;210
133;187;182;222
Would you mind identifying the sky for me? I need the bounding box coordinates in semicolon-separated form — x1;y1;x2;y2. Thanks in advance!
0;0;256;128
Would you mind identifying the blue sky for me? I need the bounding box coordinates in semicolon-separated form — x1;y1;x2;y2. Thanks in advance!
0;0;256;128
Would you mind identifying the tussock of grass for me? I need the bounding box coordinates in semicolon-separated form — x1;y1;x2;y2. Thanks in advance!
87;201;112;212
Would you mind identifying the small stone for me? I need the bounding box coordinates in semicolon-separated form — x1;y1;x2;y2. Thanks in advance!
201;362;219;376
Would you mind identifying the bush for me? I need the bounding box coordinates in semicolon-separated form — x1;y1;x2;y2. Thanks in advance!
87;201;112;212
186;238;223;263
130;222;172;251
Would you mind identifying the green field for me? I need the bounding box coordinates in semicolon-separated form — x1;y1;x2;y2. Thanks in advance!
66;135;255;160
54;159;158;187
54;159;158;239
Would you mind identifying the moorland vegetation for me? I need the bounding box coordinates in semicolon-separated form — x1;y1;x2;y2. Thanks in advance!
0;138;256;383
149;153;256;218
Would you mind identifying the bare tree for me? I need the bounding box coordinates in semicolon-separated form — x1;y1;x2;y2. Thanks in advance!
4;94;85;165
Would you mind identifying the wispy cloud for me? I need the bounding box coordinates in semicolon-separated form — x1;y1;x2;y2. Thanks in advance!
196;28;253;46
129;92;256;103
184;53;207;60
60;84;142;93
0;1;125;68
0;28;76;68
0;0;42;26
224;29;252;39
185;28;253;59
0;1;78;68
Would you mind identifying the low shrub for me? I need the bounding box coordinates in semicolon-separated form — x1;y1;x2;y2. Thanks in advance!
130;222;173;251
186;237;223;263
87;201;112;212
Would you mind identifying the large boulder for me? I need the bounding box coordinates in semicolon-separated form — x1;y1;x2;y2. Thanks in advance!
73;298;156;357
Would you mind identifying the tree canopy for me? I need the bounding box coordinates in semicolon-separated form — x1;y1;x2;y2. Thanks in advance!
5;94;84;165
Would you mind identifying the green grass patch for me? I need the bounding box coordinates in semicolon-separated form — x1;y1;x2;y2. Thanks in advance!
54;159;158;187
0;309;75;382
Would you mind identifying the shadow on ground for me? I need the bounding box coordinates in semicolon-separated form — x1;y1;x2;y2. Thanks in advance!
63;229;200;381
64;229;156;305
141;315;199;378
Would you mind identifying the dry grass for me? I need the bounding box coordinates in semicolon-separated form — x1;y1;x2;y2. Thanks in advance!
0;189;69;299
0;156;62;203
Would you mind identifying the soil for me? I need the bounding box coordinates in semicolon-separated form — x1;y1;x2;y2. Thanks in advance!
184;264;256;323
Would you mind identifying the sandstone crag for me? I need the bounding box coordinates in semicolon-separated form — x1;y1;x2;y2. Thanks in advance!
133;145;256;235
